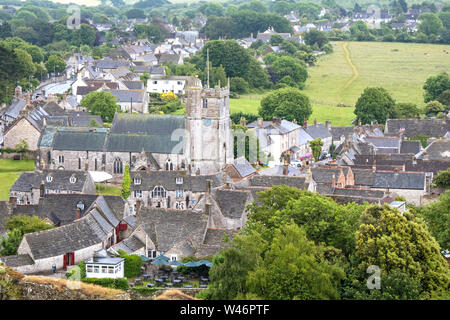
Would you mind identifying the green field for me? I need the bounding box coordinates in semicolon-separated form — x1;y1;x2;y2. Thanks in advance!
230;41;450;126
0;159;35;201
96;183;122;196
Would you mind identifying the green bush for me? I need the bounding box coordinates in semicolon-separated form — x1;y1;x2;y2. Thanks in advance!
131;287;158;296
118;250;142;278
82;278;129;290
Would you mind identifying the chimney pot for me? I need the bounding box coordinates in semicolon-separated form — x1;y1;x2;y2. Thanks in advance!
76;207;81;220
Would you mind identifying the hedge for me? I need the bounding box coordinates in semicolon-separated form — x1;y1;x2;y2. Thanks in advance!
82;278;129;291
131;287;158;296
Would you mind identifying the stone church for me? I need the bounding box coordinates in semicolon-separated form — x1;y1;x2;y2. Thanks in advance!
36;77;234;177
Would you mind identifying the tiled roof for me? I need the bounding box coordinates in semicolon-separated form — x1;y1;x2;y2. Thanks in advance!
53;131;107;151
385;119;450;137
215;189;250;219
373;171;425;190
231;157;256;178
11;170;91;193
249;175;307;189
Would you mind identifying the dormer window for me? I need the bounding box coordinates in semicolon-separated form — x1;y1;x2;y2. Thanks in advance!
77;201;85;211
165;159;174;171
46;175;53;183
134;177;141;185
70;176;77;184
176;177;183;184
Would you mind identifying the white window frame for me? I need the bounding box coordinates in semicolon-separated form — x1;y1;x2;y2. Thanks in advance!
176;177;183;184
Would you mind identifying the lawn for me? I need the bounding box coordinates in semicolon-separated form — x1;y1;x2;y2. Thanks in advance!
0;159;35;201
230;41;450;126
96;183;122;196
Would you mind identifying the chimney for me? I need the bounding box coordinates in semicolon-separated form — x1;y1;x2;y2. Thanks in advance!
25;93;31;106
303;118;308;129
292;119;297;124
313;118;317;126
40;181;45;198
257;117;264;128
9;196;17;205
135;199;143;216
240;117;246;127
205;203;211;215
76;207;81;220
331;174;336;189
358;118;362;127
394;167;399;174
41;89;45;98
272;117;281;126
325;120;331;130
196;168;200;176
402;163;406;171
372;160;376;172
206;179;212;195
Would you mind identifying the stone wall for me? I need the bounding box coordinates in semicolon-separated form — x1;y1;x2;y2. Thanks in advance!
3;118;40;151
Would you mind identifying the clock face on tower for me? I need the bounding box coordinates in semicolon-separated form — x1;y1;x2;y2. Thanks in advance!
204;119;211;126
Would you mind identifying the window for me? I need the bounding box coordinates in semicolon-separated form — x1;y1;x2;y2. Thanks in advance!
114;158;123;174
177;81;182;85
93;265;99;273
175;202;185;210
78;158;81;170
59;155;64;163
176;177;183;184
108;266;114;274
153;80;158;84
134;190;142;198
70;176;76;184
151;186;166;198
203;99;208;108
95;158;98;170
176;189;184;198
101;266;107;273
87;265;93;273
165;159;174;171
148;250;157;258
134;177;141;185
46;175;53;183
171;255;177;261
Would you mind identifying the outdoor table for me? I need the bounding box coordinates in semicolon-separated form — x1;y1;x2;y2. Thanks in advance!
177;276;185;281
166;283;173;287
199;284;208;288
147;283;155;288
183;284;193;288
200;277;209;282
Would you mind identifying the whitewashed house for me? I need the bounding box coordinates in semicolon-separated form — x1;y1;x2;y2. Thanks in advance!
85;249;125;279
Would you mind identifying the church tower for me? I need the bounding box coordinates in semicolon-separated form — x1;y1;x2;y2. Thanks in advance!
184;77;234;175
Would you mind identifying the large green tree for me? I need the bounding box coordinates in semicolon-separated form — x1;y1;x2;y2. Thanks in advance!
80;91;120;123
45;55;66;74
270;56;308;86
424;73;450;103
354;87;396;125
259;87;312;122
353;205;450;297
418;13;444;36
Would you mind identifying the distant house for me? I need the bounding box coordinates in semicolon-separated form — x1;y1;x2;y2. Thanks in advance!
302;119;333;154
416;139;450;161
224;157;256;181
109;89;148;113
10;170;96;205
384;119;450;138
146;76;190;94
155;53;184;65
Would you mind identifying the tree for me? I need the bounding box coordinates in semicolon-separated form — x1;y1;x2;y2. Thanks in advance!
354;87;396;125
45;55;66;74
432;169;450;189
80;91;119;123
418;190;450;250
309;138;324;161
438;89;450;108
245;223;345;300
424;73;450;103
304;29;329;49
121;164;132;200
354;205;450;296
392;103;421;118
270;56;308;86
15;138;29;153
201;40;251;79
259;87;312;122
425;100;445;116
418;13;443;36
1;215;53;256
140;72;150;86
125;8;146;19
230;77;249;94
71;24;96;47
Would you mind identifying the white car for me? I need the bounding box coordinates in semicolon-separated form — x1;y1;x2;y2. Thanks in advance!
289;160;302;168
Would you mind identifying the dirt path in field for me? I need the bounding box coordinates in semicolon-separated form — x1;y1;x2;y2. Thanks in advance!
342;42;359;90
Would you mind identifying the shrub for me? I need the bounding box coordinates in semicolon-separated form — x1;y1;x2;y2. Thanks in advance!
118;250;142;278
82;278;129;290
131;287;158;296
433;168;450;188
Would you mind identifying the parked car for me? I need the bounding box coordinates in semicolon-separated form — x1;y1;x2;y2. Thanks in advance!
290;160;302;168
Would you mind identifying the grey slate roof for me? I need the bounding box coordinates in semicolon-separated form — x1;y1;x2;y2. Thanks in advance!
373;171;425;190
311;167;345;184
129;171;225;192
259;165;303;176
385;119;450;138
111;236;144;254
111;113;185;135
231;157;256;178
304;123;332;140
11;171;90;193
352;169;376;186
215;189;250;219
3;99;26;119
110;90;145;103
416;140;450;161
249;175;307;189
122;81;144;90
137;208;208;252
0;254;35;267
23;212;108;260
400;140;421;154
53;131;107;151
